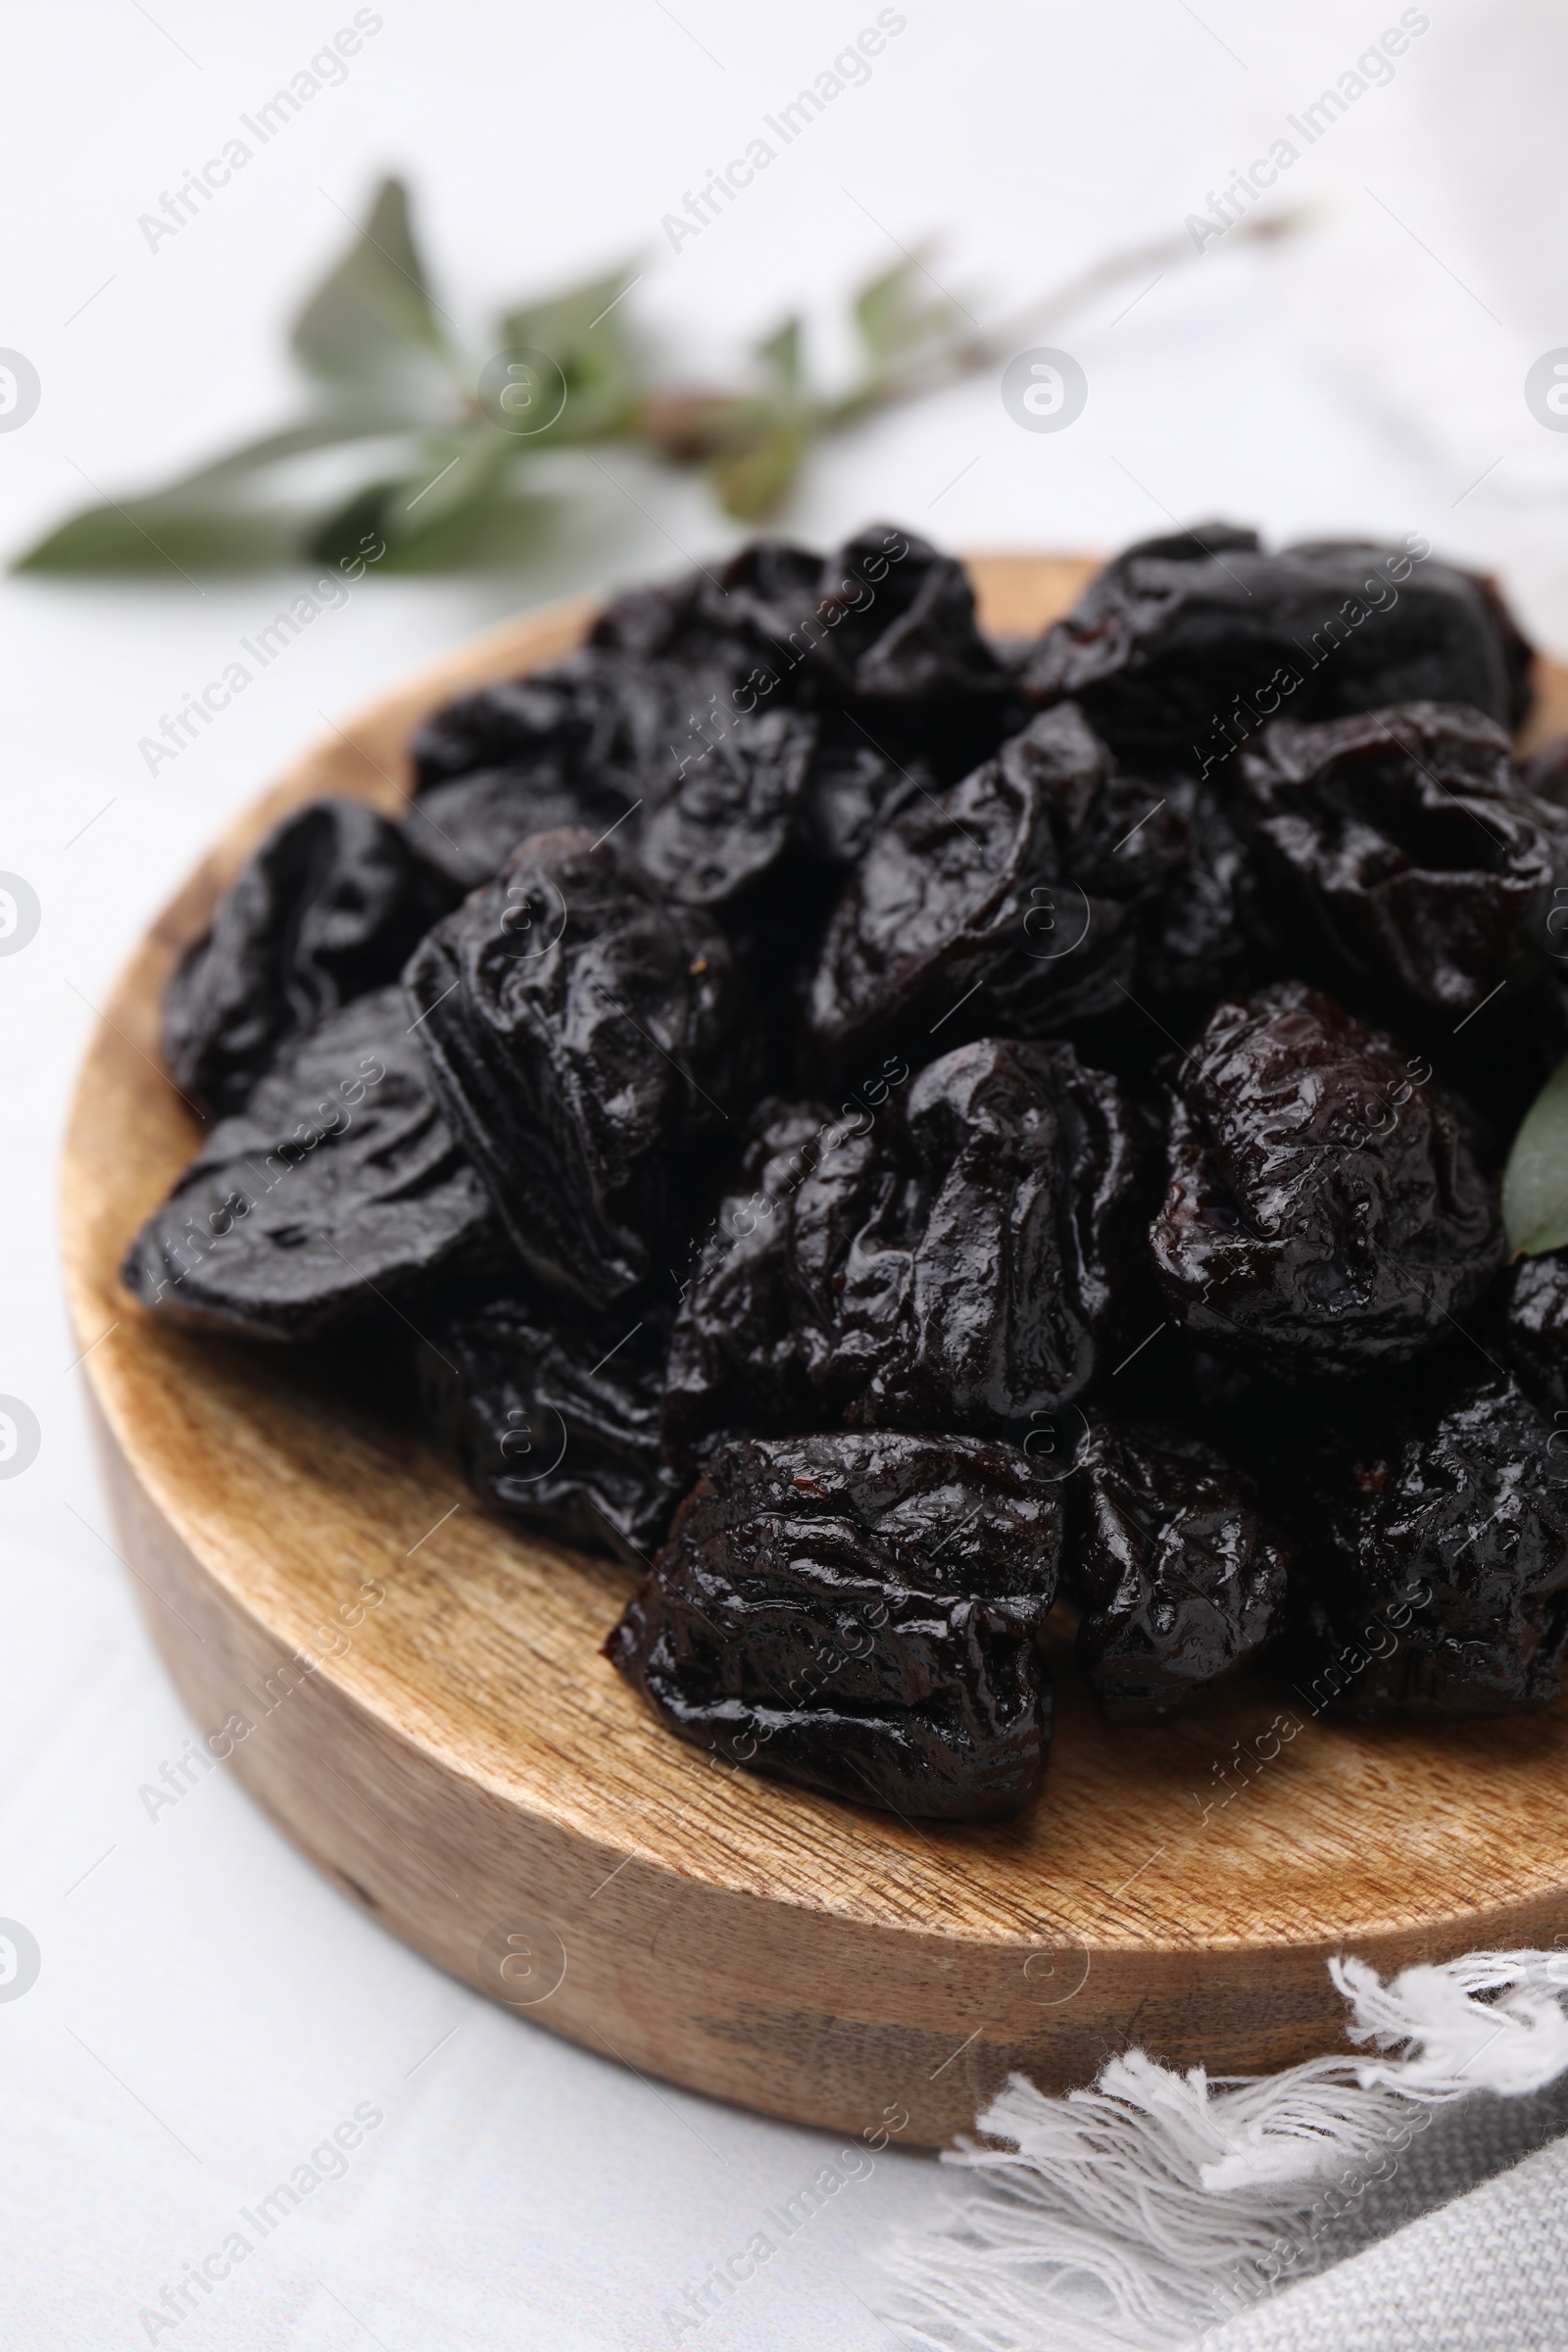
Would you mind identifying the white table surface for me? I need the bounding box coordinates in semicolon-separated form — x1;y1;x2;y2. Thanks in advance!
4;1;1566;2342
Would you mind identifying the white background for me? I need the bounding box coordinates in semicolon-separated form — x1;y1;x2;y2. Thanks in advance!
3;1;1567;2344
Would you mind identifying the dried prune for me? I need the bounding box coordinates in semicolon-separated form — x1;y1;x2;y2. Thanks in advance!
790;1036;1154;1431
1020;526;1533;762
1501;1247;1568;1412
1133;769;1285;1005
1151;982;1502;1375
122;987;499;1339
163;799;457;1117
793;719;931;868
404;655;651;891
1287;1369;1568;1717
593;525;1016;786
405;827;750;1307
1236;703;1560;1021
637;705;818;907
808;706;1184;1062
420;1290;682;1565
604;1432;1060;1820
662;1101;833;1469
1063;1411;1288;1719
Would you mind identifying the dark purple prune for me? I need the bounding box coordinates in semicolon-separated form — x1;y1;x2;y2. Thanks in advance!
662;1101;834;1470
410;655;636;795
1523;735;1568;808
588;538;822;674
163;799;458;1118
404;654;654;891
637;705;818;907
1286;1369;1568;1717
1020;526;1533;762
405;828;750;1308
1151;982;1502;1376
1063;1410;1289;1720
405;766;630;895
1236;703;1560;1021
604;1431;1060;1820
808;706;1185;1063
419;1290;682;1566
599;524;1005;708
792;720;931;869
1135;770;1285;1004
122;987;499;1339
790;1036;1155;1432
1501;1248;1568;1412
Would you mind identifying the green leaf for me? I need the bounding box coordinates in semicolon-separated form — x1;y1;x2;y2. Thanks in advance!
497;262;643;443
307;426;517;570
1503;1053;1568;1254
14;489;306;574
755;315;803;397
710;416;807;520
853;250;969;371
292;176;452;407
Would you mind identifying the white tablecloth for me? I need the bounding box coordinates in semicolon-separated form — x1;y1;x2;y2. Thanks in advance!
4;2;1566;2341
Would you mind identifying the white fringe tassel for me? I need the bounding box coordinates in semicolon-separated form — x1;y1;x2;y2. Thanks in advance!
877;1949;1568;2350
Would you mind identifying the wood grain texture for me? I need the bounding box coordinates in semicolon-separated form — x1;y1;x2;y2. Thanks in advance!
60;554;1568;2146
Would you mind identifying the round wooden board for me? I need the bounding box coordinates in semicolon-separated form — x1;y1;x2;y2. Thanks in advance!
61;555;1568;2147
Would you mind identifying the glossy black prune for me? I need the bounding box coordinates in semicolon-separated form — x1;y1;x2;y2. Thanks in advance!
122;987;499;1339
637;704;818;908
1063;1411;1289;1720
790;1036;1154;1432
661;1101;833;1470
163;799;457;1117
1501;1247;1568;1412
1236;703;1560;1020
404;653;653;892
1020;526;1534;761
808;705;1185;1062
596;523;1006;708
1135;769;1285;1004
1151;982;1503;1375
405;827;750;1308
604;1431;1060;1820
1287;1369;1568;1717
420;1290;682;1565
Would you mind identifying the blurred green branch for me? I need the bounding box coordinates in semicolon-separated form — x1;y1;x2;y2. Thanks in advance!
15;178;1303;578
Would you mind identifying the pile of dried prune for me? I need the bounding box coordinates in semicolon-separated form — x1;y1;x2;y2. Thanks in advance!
125;519;1568;1822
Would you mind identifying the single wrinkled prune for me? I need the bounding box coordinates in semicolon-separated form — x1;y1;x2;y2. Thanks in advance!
599;524;1005;706
420;1289;682;1565
405;828;750;1308
793;719;931;867
405;765;630;895
404;653;655;891
163;799;457;1117
1151;982;1502;1375
1135;769;1285;1004
638;704;818;906
662;1100;835;1469
808;706;1185;1062
1063;1410;1289;1720
790;1036;1154;1431
589;538;822;673
1287;1369;1568;1716
122;987;499;1339
594;526;1016;787
604;1431;1060;1819
1501;1247;1568;1412
1021;526;1533;761
1237;703;1560;1020
1523;735;1568;808
411;654;637;795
